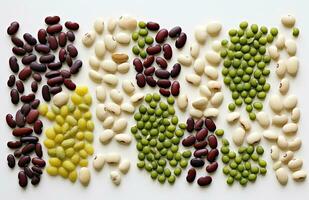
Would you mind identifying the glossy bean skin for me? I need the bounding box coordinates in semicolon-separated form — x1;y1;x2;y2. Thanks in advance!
133;58;143;73
182;135;196;147
196;128;208;141
194;141;208;149
186;117;195;132
207;149;219;163
205;118;216;132
190;158;205;167
11;36;24;47
186;168;196;183
155;57;167;69
194;119;204;131
197;176;212;186
155;69;170;79
146;44;161;55
45;16;60;25
207;135;218;149
146;22;160;31
175;32;187;49
171;81;180;96
170;63;181;78
169;26;182;38
194;149;208;158
145;76;157;87
157;79;171;88
38;29;47;44
7;21;19;35
206;162;218;173
9;56;19;73
163;44;172;60
143;56;154;68
136;73;146;88
155;29;168;43
159;88;170;97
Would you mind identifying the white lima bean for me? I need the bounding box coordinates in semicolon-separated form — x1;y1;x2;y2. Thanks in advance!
194;25;207;44
107;18;117;33
203;108;219;118
100;60;117;73
110;89;123;104
246;132;262;145
112;118;127;133
281;14;296;28
53;92;69;107
292;170;307;182
103;74;118;86
177;54;193;66
275;60;286;79
95;40;106;58
269;95;283;113
190;42;200;58
226;112;240;123
263;130;278;141
118;16;137;30
277;135;288;150
110;171;121;185
79;167;91;186
288;137;302;151
96;104;108;121
286;56;299;76
115;32;131;45
272;114;288;127
285;39;297;56
120;102;135;113
280;151;294;164
192;97;208;110
93;154;105;171
288;158;303;171
193;58;205;75
282;123;298;135
211;40;222;52
104;35;117;52
117;62;130;74
239;118;251;132
207;81;222;92
82;31;96;47
118;159;130;174
105;153;121;164
185;74;201;86
89;56;101;70
199;85;212;98
273;161;282;171
204;66;218;80
268;45;280;60
271;145;280;160
96;86;106;102
256;112;270;128
103;116;115;129
94;18;104;34
283;95;297;110
89;70;103;83
279;78;289;95
276;168;288;185
177;94;188;110
232;127;245;146
291;107;300;123
210;92;224;107
130;93;144;104
99;129;114;144
106;102;121;115
205;51;221;66
114;133;132;144
189;107;203;118
122;80;136;95
275;34;285;49
206;21;222;37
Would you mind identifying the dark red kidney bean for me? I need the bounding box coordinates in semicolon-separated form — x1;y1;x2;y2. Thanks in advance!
10;89;19;104
35;143;43;158
20;93;35;103
159;88;170;97
171;81;180;96
155;57;167;69
169;26;182;38
20;136;39;143
7;75;16;87
186;168;196;183
45;16;60;25
65;21;79;30
70;60;82;74
30;62;47;72
143;55;155;68
38;29;47;44
7;154;16;168
12;47;26;56
67;44;78;58
194;119;204;131
31;175;40;185
175;32;187;49
60;69;71;78
194;149;208;158
24;167;34;178
144;66;155;76
23;43;33;53
42;85;51;102
48;36;58;50
14;149;22;158
15;110;25;127
7;141;22;149
196;128;208;141
64;79;76;90
197;176;212;186
23;33;37;45
208;135;218;149
9;56;19;73
32;73;42;82
182;135;196;147
170;63;181;78
206;162;218;173
155;29;168;43
157;79;171;88
207;149;219;162
21;104;31;115
30;99;40;109
16;80;24;93
6;114;16;128
186;117;195;132
133;58;143;73
35;44;50;54
155;69;170;79
194;141;208;149
22;54;37;65
48;62;62;70
26;109;39;124
58;32;67;47
7;21;19;35
45;70;60;78
47;76;64;87
162;44;173;60
32;157;46;168
67;31;75;42
136;73;146;88
46;24;63;34
39;54;55;63
205;117;216;132
145;76;157;87
190;158;205;167
18;155;31;167
11;36;24;47
18;66;32;81
21;144;35;155
32;166;43;174
18;171;28;188
146;22;160;31
50;86;62;94
66;56;73;67
146;44;161;55
33;120;43;135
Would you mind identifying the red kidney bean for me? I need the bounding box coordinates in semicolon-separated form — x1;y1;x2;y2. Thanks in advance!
21;104;31;116
9;56;19;73
60;69;71;78
7;75;16;87
144;66;155;76
11;36;24;47
194;149;208;158
10;89;19;104
23;33;37;45
169;26;182;38
14;149;22;158
18;171;28;187
15;110;25;127
145;76;157;87
64;79;76;90
196;128;208;141
46;24;63;34
33;120;43;135
207;135;218;149
7;154;16;168
186;117;195;132
39;54;55;63
30;99;40;109
16;80;24;93
20;136;39;143
155;57;167;69
136;73;146;88
45;16;60;25
146;44;161;55
197;176;212;186
48;36;58;50
65;21;79;30
18;66;32;81
186;168;196;183
70;60;82;74
26;109;39;124
155;29;168;43
182;135;196;147
194;119;204;131
67;44;78;58
7;21;19;35
21;144;35;155
66;56;73;66
23;43;33;53
143;55;154;68
133;58;143;73
171;81;180;96
190;158;205;167
38;29;47;44
49;86;62;95
12;47;26;56
6;114;16;128
42;85;51;101
22;54;37;65
32;73;42;82
146;22;160;31
58;32;67;47
32;166;43;174
207;149;219;163
157;79;171;88
155;69;170;79
35;44;50;54
20;93;35;103
18;155;31;167
67;31;75;42
205;117;216;132
7;141;22;149
162;44;173;60
31;175;40;185
45;70;60;78
35;143;43;158
24;167;34;179
47;76;64;87
194;141;208;149
175;32;187;49
159;88;170;97
47;62;62;70
32;157;46;168
206;162;218;173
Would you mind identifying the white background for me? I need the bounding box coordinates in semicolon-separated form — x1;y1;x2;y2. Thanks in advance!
0;0;308;199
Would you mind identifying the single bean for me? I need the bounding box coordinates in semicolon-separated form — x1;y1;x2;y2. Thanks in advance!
197;176;212;186
39;54;55;63
10;89;19;104
47;36;58;50
11;36;24;47
175;32;187;48
163;44;173;60
155;29;168;43
194;119;204;131
63;79;76;90
45;16;60;25
156;57;167;69
169;26;182;38
186;168;196;183
136;73;146;88
38;29;47;44
22;54;37;65
208;135;218;148
182;135;196;147
7;154;15;168
171;81;180;96
7;141;22;149
146;44;161;55
7;21;19;35
65;21;79;30
18;171;28;187
143;55;155;68
35;44;50;54
145;76;157;87
194;141;208;149
46;24;63;34
207;149;219;162
190;158;205;167
157;79;171;88
9;56;19;73
42;85;51;101
16;80;25;93
58;32;67;47
194;149;208;158
12;47;26;56
206;162;218;173
6;114;16;128
205;118;216;132
196;128;208;141
144;66;155;76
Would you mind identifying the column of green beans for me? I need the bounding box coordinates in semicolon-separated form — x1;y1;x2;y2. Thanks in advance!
131;93;191;184
220;22;279;120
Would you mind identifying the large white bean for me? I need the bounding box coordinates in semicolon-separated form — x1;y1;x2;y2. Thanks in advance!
130;93;144;104
272;114;288;127
204;66;218;80
280;151;294;164
232;127;245;146
107;18;117;33
105;153;121;164
246;132;262;145
256;111;270;128
292;170;307;182
189;107;203;118
82;31;96;47
110;89;123;104
210;92;223;107
282;123;298;135
277;135;288;150
95;40;106;58
115;32;130;45
104;34;117;52
205;51;221;66
275;34;285;49
186;74;201;86
114;133;132;144
190;42;200;58
226;112;240;123
118;16;137;30
285;39;297;56
199;85;212;98
203;108;219;118
281;14;296;27
286;56;299;76
206;21;222;37
279;78;289;95
192;97;208;110
96;86;106;102
89;56;100;70
178;54;193;66
207;81;222;91
88;70;102;83
120;102;135;113
100;60;117;73
263;130;279;141
105;102;121;115
94;18;104;34
96;104;108;121
288;158;303;171
118;159;130;174
291;107;300;123
93;154;105;171
288;137;302;151
117;62;130;74
269;95;283;113
211;40;222;52
99;129;114;144
268;45;279;60
79;167;91;186
102;116;114;129
103;74;118;86
276;168;288;185
283;95;297;110
275;60;286;79
122;80;135;95
112;118;127;133
177;94;188;110
193;58;205;75
239;118;251;132
53;92;69;107
271;145;280;160
194;25;207;44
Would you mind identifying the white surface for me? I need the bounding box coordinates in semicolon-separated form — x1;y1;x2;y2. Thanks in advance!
0;0;308;199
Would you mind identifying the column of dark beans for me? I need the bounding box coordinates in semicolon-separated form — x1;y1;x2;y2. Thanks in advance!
133;22;186;97
182;117;219;186
6;16;82;188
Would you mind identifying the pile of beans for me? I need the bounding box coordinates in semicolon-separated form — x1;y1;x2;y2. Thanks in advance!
131;93;191;184
220;22;279;120
182;117;219;186
39;86;94;184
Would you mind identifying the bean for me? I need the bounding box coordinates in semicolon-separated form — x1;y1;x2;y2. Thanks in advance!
22;54;37;65
207;149;219;162
197;176;212;186
26;109;39;124
155;29;168;43
30;99;40;109
6;114;16;128
35;44;50;54
186;117;195;132
70;60;83;74
146;76;157;87
10;89;19;104
47;62;62;70
186;168;196;183
146;44;161;55
162;44;173;60
7;141;22;149
42;85;51;101
9;56;19;73
20;93;35;103
171;81;180;96
208;135;218;148
18;171;28;187
7;154;16;168
136;73;146;87
21;104;31;115
37;29;47;44
7;21;19;35
21;144;35;155
205;118;216;132
157;79;171;88
20;136;39;143
169;26;182;38
45;16;60;25
190;158;205;167
12;47;26;56
32;157;46;168
143;55;155;68
67;44;78;58
40;54;55;63
47;36;58;50
15;110;25;127
64;79;76;90
175;32;187;48
24;167;34;178
23;33;37;45
146;22;160;31
31;175;40;185
159;88;170;97
194;119;204;131
18;67;32;81
133;58;143;73
11;36;24;47
194;149;208;158
155;69;170;79
144;66;155;76
182;135;196;147
18;155;31;167
33;119;43;134
156;57;167;69
65;21;79;30
170;63;181;78
196;129;208;141
14;149;22;158
112;53;129;64
67;31;75;42
16;80;25;93
23;43;33;53
46;24;63;34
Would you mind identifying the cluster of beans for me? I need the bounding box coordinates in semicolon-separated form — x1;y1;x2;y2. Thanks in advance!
39;86;94;182
220;139;267;186
132;21;186;97
220;22;279;120
182;117;219;186
131;93;191;184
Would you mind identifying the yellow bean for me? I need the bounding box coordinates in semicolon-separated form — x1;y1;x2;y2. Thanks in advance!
49;158;62;167
53;124;63;134
38;103;48;116
46;111;56;121
65;147;75;158
58;167;69;178
63;160;76;171
86;120;95;131
62;122;70;132
71;153;80;165
54;134;64;144
66;115;77;126
84;143;94;155
71;93;83;105
48;148;57;157
60;105;69;117
75;131;84;140
83;94;92;105
73;109;82;120
56;146;66;160
55;115;65;125
51;105;60;114
45;127;56;139
68;170;78;183
78;118;87;130
74;141;85;151
83;111;92;120
63;131;75;140
68;103;76;113
71;126;78;134
46;166;58;176
78;104;89;112
61;138;75;148
79;149;88;159
79;159;88;167
75;86;88;96
44;139;55;149
84;131;94;143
